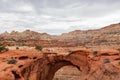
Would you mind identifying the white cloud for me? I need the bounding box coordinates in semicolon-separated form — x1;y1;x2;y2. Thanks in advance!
16;4;34;12
0;0;120;35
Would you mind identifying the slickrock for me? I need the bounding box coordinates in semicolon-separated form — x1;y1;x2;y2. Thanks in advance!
0;49;120;80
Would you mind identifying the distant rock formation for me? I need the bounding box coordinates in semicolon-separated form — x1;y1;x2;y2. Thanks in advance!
58;23;120;47
0;23;120;47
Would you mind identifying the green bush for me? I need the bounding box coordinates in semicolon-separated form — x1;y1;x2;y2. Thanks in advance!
117;48;120;52
7;59;17;64
104;58;110;63
16;47;19;50
99;39;108;43
35;45;42;51
0;46;9;53
118;62;120;65
0;46;5;52
92;51;98;55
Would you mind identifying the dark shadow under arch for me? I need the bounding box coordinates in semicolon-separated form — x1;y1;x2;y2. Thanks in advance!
46;60;81;80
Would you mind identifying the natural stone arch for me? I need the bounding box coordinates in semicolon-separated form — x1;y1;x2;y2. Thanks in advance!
44;50;89;80
46;60;80;80
17;50;89;80
1;50;120;80
65;50;89;71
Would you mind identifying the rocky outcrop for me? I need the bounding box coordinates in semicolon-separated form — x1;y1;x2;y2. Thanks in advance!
58;23;120;47
0;49;120;80
0;23;120;47
0;50;89;80
0;29;52;40
0;29;68;47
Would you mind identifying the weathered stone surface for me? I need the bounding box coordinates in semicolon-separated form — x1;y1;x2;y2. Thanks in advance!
0;23;120;48
0;49;120;80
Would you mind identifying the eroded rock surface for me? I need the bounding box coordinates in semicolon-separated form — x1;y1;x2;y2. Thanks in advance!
0;49;120;80
0;23;120;48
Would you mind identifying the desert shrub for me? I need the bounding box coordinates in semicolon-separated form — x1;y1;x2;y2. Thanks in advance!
68;50;72;54
35;45;42;51
0;46;9;53
92;51;98;55
104;58;110;63
99;39;108;43
0;46;5;52
16;47;19;50
118;62;120;65
5;48;9;51
117;48;120;52
7;59;17;64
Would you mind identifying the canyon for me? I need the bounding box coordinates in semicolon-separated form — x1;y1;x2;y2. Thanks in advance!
0;23;120;80
0;49;120;80
0;23;120;48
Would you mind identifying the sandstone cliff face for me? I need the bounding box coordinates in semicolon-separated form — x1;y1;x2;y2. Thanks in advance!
0;49;120;80
0;30;52;41
0;30;55;46
0;23;120;47
58;23;120;47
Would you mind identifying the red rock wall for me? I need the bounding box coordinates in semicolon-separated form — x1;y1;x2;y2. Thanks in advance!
1;50;120;80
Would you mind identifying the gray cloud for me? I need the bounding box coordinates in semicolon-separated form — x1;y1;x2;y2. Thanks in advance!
0;0;120;35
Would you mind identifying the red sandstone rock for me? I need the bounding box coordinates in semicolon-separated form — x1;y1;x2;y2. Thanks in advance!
0;23;120;48
0;49;120;80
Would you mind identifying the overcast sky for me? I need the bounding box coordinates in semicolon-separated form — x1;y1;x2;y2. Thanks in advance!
0;0;120;35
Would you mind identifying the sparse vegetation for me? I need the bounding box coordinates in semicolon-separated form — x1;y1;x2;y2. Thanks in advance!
99;39;108;43
118;62;120;65
104;58;110;63
16;47;19;50
35;45;42;51
0;46;9;53
106;31;119;34
117;48;120;52
92;51;98;55
68;50;72;54
7;59;17;64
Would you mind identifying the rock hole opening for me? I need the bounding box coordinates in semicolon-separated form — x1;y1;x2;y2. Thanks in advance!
53;66;81;80
12;71;21;79
19;56;28;60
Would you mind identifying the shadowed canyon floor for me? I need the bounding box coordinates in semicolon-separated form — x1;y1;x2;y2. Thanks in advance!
0;48;120;80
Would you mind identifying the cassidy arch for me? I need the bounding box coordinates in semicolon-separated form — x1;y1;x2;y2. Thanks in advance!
0;49;120;80
27;50;89;80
